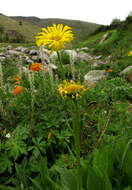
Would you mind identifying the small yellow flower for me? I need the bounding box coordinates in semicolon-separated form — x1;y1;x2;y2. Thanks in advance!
48;132;53;139
36;24;74;51
58;80;87;100
128;51;132;56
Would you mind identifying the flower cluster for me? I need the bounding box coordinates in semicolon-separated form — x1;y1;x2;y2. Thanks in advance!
36;24;74;51
58;80;87;99
30;63;43;72
12;86;23;95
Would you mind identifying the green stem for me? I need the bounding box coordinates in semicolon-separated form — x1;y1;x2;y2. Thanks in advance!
93;108;112;149
70;100;82;190
57;51;65;79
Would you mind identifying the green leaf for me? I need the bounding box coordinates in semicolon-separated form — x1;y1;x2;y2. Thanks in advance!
92;146;114;176
90;146;113;190
30;177;43;190
6;139;27;160
0;185;17;190
123;187;131;190
55;167;78;190
15;158;28;187
87;166;105;190
0;154;13;173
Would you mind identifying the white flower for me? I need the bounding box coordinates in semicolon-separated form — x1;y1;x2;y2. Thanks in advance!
5;133;11;138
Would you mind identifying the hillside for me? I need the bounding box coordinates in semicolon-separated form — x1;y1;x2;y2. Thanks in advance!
0;13;41;42
0;13;100;43
78;15;132;57
11;16;99;43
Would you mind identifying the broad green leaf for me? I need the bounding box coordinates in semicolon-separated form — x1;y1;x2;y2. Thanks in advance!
55;167;78;190
0;155;13;173
123;187;131;190
30;177;43;190
6;139;27;160
0;185;17;190
92;146;114;176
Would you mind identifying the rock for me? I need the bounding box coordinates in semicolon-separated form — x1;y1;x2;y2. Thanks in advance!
99;33;109;44
119;66;132;82
6;50;22;56
29;49;39;56
94;55;102;59
6;45;12;50
48;63;57;70
15;47;29;54
31;55;40;62
26;59;33;64
92;61;107;68
0;56;6;61
0;52;5;56
119;66;132;76
76;47;89;52
84;70;108;83
39;47;51;64
18;55;33;64
77;52;93;61
21;66;29;73
15;46;23;51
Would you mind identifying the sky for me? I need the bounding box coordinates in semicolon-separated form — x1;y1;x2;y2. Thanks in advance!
0;0;132;25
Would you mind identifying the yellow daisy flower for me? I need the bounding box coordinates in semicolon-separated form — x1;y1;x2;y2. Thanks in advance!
58;80;87;100
36;24;74;51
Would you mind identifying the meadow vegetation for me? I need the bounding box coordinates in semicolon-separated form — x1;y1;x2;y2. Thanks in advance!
0;17;132;190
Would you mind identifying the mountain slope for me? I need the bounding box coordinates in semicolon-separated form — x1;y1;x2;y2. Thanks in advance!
10;16;99;43
0;13;99;43
78;16;132;56
0;14;41;42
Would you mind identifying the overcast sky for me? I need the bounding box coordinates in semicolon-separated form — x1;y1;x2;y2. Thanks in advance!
0;0;132;25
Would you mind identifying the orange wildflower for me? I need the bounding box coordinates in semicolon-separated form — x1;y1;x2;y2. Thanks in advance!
12;86;23;95
106;69;113;73
14;76;22;85
15;76;22;81
30;63;43;71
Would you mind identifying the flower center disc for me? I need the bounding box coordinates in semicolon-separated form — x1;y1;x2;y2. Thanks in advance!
51;35;62;41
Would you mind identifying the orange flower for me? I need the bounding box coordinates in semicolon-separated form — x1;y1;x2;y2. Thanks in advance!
14;76;22;85
106;69;113;73
15;76;22;81
30;63;43;71
12;86;23;95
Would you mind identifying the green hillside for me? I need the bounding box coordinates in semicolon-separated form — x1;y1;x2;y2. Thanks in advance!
78;15;132;56
0;13;41;42
75;15;132;78
10;16;99;43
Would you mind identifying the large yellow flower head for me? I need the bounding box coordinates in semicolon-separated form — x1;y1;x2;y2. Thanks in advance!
36;24;74;51
58;80;87;100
